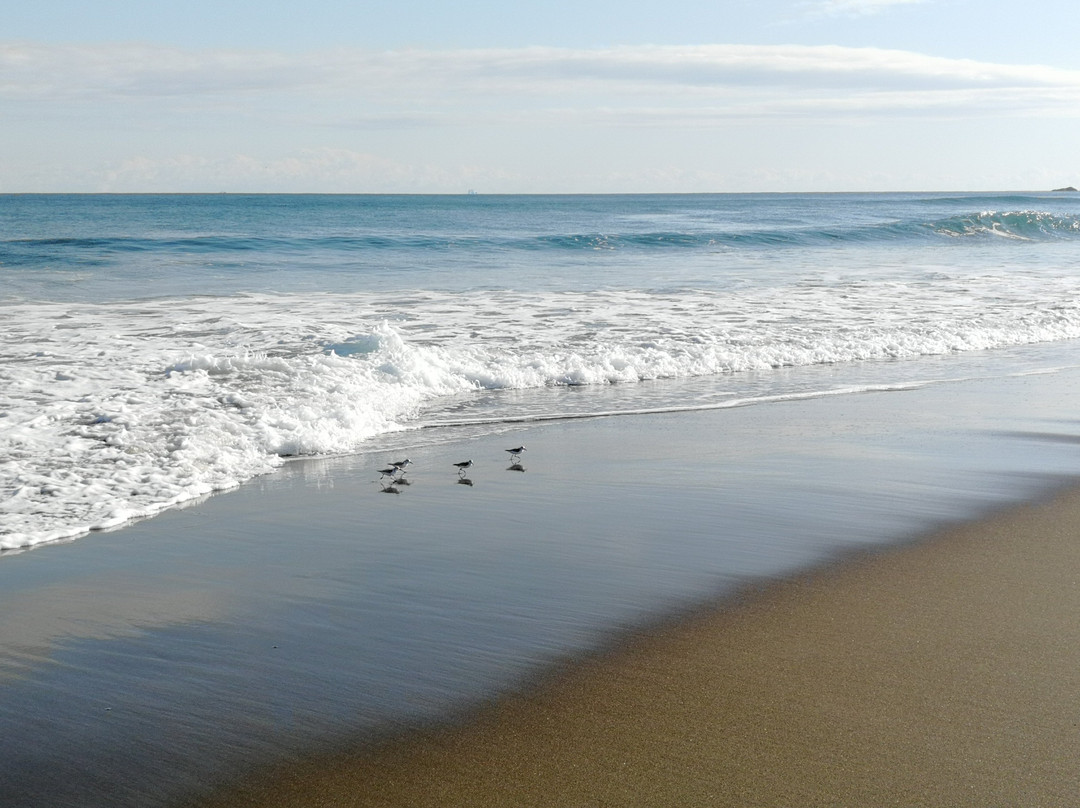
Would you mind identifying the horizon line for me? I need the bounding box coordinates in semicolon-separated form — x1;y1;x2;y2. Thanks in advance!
1;188;1075;197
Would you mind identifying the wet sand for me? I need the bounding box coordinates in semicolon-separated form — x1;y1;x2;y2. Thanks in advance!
197;485;1080;807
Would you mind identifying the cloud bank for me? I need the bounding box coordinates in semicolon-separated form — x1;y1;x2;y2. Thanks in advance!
5;42;1080;120
4;41;1078;192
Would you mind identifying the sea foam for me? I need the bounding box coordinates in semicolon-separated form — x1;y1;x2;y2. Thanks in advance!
5;257;1080;550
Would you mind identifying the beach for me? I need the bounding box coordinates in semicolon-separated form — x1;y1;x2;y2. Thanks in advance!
4;358;1080;807
199;484;1080;808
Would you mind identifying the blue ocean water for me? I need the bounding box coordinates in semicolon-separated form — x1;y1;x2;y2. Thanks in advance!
4;192;1080;549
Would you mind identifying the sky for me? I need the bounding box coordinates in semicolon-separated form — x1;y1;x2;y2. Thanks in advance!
3;0;1080;193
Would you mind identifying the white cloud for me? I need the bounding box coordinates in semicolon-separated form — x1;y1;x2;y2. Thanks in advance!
0;42;316;99
5;42;1080;111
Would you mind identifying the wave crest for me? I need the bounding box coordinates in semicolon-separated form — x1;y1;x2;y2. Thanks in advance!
931;210;1080;240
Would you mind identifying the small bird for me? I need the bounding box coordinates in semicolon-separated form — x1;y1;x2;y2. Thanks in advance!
505;446;525;457
391;458;412;470
453;460;473;473
378;467;400;479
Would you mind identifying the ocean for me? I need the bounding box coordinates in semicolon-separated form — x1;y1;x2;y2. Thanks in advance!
5;192;1080;807
4;192;1080;551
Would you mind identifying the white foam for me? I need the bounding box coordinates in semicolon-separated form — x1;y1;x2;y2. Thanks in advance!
4;276;1080;549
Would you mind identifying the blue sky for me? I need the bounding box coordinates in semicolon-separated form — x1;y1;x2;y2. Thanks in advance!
4;0;1079;192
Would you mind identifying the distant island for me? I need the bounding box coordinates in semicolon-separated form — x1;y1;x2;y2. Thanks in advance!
1052;186;1077;192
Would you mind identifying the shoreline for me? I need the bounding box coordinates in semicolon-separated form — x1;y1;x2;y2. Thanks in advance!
193;483;1080;807
5;364;1080;807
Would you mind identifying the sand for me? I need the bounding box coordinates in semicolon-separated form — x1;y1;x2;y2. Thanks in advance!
196;486;1080;807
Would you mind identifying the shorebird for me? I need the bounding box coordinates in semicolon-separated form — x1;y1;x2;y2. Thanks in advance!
453;460;473;474
505;446;525;458
390;458;412;470
378;466;402;479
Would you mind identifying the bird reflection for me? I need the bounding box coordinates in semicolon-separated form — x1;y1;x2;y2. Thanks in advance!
507;463;525;472
379;484;401;494
456;477;474;486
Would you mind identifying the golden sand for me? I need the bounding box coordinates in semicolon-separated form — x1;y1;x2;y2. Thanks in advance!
198;488;1080;807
